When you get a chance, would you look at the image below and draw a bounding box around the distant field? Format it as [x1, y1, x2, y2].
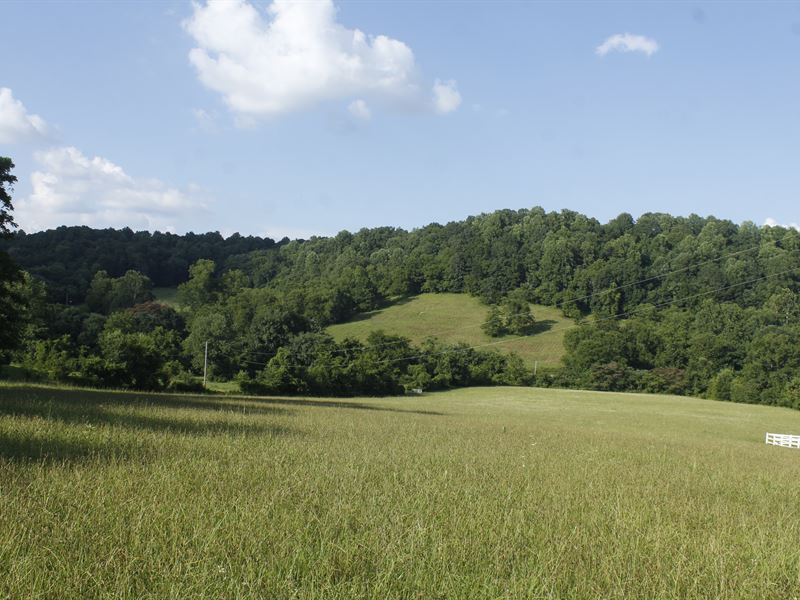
[328, 293, 571, 367]
[2, 383, 800, 597]
[152, 286, 179, 307]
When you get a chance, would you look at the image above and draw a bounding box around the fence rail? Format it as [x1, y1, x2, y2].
[765, 432, 800, 448]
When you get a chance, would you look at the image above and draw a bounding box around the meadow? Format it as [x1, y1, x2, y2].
[2, 383, 800, 598]
[328, 293, 571, 368]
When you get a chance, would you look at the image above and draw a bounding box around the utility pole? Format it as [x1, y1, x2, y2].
[203, 340, 209, 388]
[534, 360, 538, 377]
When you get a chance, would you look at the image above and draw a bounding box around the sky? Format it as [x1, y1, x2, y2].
[1, 0, 799, 239]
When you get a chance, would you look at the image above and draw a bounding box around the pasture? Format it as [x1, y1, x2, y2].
[1, 383, 800, 598]
[328, 293, 571, 368]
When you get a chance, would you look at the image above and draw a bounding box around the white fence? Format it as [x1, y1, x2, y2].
[765, 432, 800, 448]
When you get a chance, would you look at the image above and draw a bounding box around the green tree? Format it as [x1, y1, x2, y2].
[783, 377, 800, 410]
[0, 157, 17, 235]
[23, 335, 78, 381]
[86, 271, 113, 313]
[98, 328, 169, 389]
[178, 259, 217, 310]
[0, 157, 24, 361]
[482, 305, 506, 337]
[503, 291, 535, 335]
[708, 368, 735, 401]
[482, 291, 535, 338]
[109, 270, 154, 312]
[85, 270, 154, 314]
[183, 305, 237, 378]
[766, 288, 800, 325]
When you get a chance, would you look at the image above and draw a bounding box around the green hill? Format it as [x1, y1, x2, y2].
[327, 293, 572, 368]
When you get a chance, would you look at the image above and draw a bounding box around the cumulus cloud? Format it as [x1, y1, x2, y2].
[432, 79, 462, 114]
[596, 33, 659, 57]
[764, 218, 800, 231]
[347, 99, 371, 121]
[191, 107, 222, 132]
[183, 0, 460, 119]
[0, 87, 48, 143]
[15, 146, 205, 232]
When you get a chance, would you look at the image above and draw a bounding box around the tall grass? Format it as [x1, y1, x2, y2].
[1, 383, 800, 598]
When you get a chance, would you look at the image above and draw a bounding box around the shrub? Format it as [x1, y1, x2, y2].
[729, 376, 760, 404]
[642, 368, 689, 395]
[708, 368, 735, 401]
[588, 361, 635, 392]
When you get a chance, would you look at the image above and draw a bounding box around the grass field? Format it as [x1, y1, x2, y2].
[328, 293, 571, 368]
[152, 286, 180, 307]
[2, 383, 800, 598]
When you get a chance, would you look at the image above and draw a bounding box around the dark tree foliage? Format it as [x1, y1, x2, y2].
[0, 226, 283, 303]
[4, 205, 800, 405]
[0, 158, 24, 361]
[562, 295, 800, 406]
[238, 331, 529, 397]
[0, 157, 17, 236]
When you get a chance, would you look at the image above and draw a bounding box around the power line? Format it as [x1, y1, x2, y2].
[365, 268, 800, 368]
[233, 267, 798, 371]
[381, 267, 799, 367]
[237, 229, 800, 361]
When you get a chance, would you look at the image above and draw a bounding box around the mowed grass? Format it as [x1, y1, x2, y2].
[2, 384, 800, 598]
[328, 293, 571, 367]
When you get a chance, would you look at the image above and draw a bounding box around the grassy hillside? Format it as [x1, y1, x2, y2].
[2, 383, 800, 597]
[152, 286, 180, 307]
[328, 293, 571, 368]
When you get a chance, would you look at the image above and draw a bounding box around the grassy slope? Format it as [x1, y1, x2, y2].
[2, 383, 800, 598]
[328, 293, 571, 368]
[152, 286, 179, 307]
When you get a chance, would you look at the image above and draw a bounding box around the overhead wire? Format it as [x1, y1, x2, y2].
[229, 230, 800, 365]
[234, 266, 798, 371]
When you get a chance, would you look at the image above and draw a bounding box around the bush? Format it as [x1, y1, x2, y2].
[0, 364, 44, 382]
[708, 368, 735, 401]
[729, 376, 760, 404]
[783, 377, 800, 410]
[588, 361, 635, 392]
[641, 368, 689, 395]
[22, 336, 77, 382]
[167, 370, 205, 393]
[236, 371, 271, 396]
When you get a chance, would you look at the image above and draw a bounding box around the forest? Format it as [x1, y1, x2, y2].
[1, 158, 799, 406]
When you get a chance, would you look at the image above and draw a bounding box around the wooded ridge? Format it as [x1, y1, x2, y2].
[2, 207, 799, 406]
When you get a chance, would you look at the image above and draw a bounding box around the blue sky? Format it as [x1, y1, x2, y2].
[1, 1, 798, 238]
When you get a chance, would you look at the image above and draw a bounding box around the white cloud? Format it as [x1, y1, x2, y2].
[192, 107, 213, 123]
[15, 146, 205, 232]
[183, 0, 460, 120]
[191, 107, 221, 132]
[764, 218, 800, 231]
[0, 87, 48, 144]
[596, 33, 659, 57]
[432, 79, 462, 114]
[347, 99, 371, 121]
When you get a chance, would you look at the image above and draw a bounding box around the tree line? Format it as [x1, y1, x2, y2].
[0, 224, 283, 303]
[2, 156, 799, 404]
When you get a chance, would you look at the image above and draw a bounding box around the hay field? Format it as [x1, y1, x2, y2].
[1, 384, 799, 598]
